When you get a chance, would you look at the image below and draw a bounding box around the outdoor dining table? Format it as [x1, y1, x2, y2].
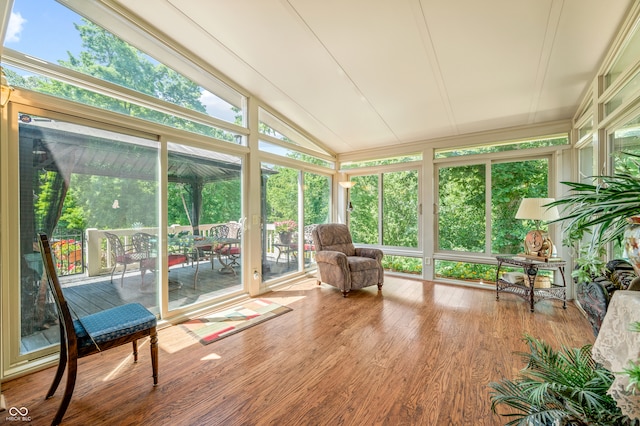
[168, 235, 241, 287]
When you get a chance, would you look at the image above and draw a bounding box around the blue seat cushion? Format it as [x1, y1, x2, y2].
[74, 302, 156, 349]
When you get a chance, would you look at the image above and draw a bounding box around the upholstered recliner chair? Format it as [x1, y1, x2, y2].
[312, 223, 384, 297]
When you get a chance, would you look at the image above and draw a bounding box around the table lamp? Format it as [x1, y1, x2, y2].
[515, 197, 560, 261]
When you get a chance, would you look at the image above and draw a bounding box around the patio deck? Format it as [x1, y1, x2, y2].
[20, 256, 306, 353]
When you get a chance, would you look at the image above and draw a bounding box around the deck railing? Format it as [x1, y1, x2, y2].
[54, 223, 303, 278]
[50, 230, 85, 276]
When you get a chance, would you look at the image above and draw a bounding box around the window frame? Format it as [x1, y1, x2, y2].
[344, 161, 423, 256]
[432, 145, 562, 275]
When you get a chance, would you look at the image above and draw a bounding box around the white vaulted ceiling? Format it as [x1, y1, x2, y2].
[106, 0, 633, 154]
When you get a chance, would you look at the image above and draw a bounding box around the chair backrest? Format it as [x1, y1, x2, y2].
[304, 224, 318, 244]
[227, 222, 241, 239]
[38, 233, 77, 350]
[104, 232, 126, 258]
[132, 232, 155, 257]
[312, 223, 355, 256]
[210, 224, 230, 239]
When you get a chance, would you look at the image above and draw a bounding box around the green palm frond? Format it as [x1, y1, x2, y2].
[488, 334, 629, 425]
[549, 154, 640, 250]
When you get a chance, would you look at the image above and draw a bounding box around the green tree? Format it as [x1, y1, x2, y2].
[438, 164, 486, 252]
[350, 175, 379, 244]
[19, 20, 245, 234]
[264, 166, 298, 224]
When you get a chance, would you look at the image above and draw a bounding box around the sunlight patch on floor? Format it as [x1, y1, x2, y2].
[200, 353, 222, 361]
[103, 345, 142, 382]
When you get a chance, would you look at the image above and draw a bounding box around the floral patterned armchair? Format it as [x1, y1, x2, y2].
[312, 223, 384, 297]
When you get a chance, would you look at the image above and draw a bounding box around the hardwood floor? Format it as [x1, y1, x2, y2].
[3, 276, 594, 425]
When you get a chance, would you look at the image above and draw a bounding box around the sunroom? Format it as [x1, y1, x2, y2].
[1, 0, 640, 399]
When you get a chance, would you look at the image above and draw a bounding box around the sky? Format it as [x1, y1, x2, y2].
[4, 0, 237, 123]
[5, 0, 83, 64]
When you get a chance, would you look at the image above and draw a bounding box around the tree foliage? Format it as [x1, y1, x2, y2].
[438, 159, 549, 254]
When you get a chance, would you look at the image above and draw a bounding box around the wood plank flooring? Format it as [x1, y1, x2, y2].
[2, 276, 594, 425]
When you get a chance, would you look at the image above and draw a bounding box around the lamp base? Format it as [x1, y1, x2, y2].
[523, 230, 553, 261]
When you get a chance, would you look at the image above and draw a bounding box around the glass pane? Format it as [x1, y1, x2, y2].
[166, 143, 243, 310]
[611, 113, 640, 173]
[435, 135, 568, 158]
[437, 164, 486, 252]
[262, 163, 300, 281]
[604, 70, 640, 117]
[491, 160, 549, 254]
[578, 118, 593, 140]
[579, 143, 595, 183]
[303, 172, 331, 268]
[259, 108, 330, 156]
[350, 175, 379, 244]
[435, 260, 512, 285]
[258, 140, 334, 169]
[382, 255, 423, 275]
[382, 170, 419, 248]
[4, 64, 243, 143]
[610, 112, 640, 257]
[341, 154, 422, 169]
[19, 113, 159, 354]
[605, 22, 640, 89]
[4, 0, 245, 126]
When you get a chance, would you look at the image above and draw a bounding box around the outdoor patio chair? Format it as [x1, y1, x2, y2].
[219, 227, 241, 268]
[104, 232, 147, 288]
[38, 233, 158, 426]
[132, 232, 157, 286]
[303, 224, 318, 261]
[133, 231, 188, 289]
[203, 224, 230, 269]
[312, 223, 384, 297]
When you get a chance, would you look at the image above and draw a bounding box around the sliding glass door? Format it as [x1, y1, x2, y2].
[18, 111, 160, 355]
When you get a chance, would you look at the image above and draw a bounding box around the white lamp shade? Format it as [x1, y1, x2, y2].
[339, 181, 356, 189]
[515, 198, 559, 222]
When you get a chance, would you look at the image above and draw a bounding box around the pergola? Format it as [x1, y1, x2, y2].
[18, 118, 273, 260]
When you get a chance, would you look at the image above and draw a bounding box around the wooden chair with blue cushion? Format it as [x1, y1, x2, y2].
[38, 233, 158, 426]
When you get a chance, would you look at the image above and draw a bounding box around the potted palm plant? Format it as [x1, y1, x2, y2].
[549, 152, 640, 269]
[487, 154, 640, 424]
[488, 334, 631, 425]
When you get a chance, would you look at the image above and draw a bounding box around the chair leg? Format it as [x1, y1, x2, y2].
[132, 340, 138, 363]
[46, 324, 68, 399]
[51, 353, 78, 426]
[109, 265, 116, 283]
[150, 329, 159, 386]
[120, 263, 127, 287]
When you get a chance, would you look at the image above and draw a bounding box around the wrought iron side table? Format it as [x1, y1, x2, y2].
[495, 255, 567, 312]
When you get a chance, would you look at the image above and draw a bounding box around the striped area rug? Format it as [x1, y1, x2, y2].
[180, 299, 292, 345]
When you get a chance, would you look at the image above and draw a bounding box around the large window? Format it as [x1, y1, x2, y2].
[349, 170, 419, 249]
[436, 156, 551, 283]
[3, 0, 246, 133]
[438, 164, 486, 252]
[166, 142, 243, 310]
[261, 164, 331, 282]
[437, 159, 549, 255]
[609, 111, 640, 257]
[18, 112, 160, 355]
